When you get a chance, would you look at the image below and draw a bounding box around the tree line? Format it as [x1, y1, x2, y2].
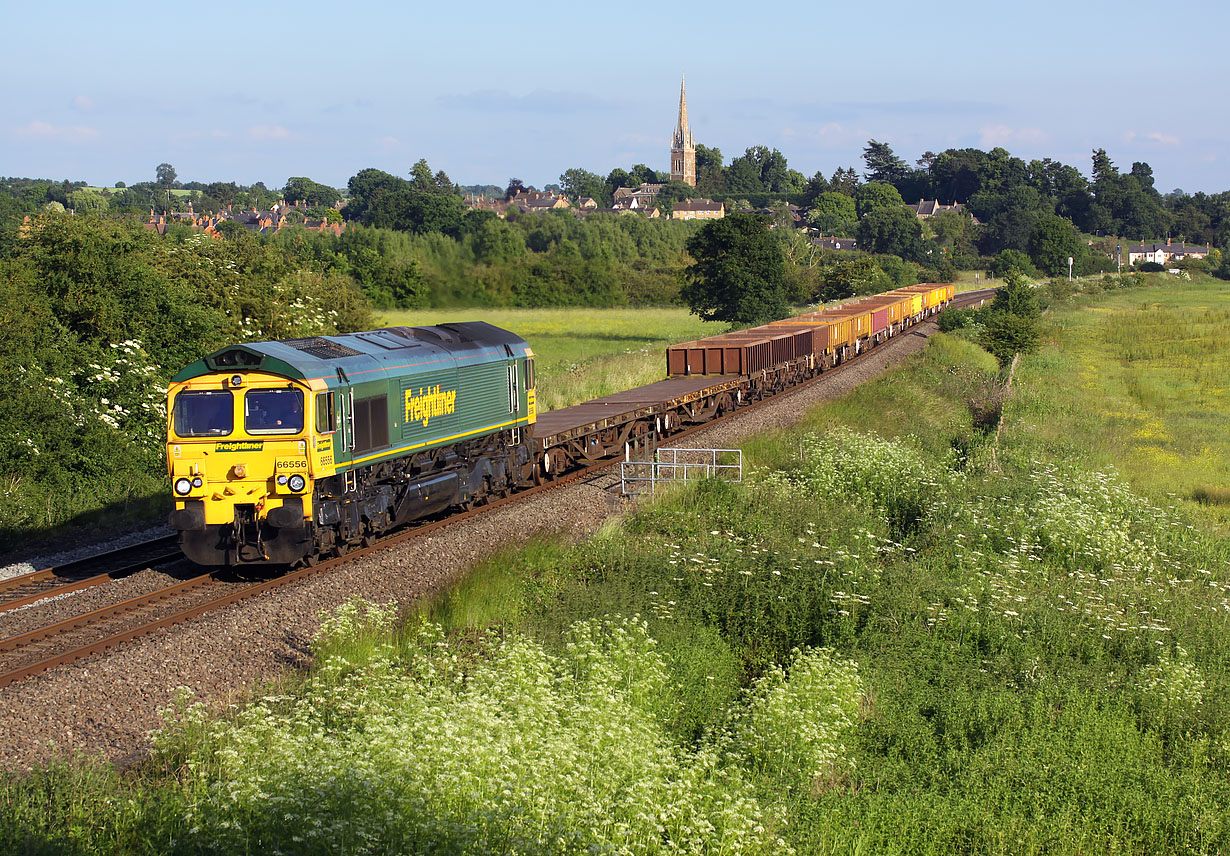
[4, 138, 1230, 318]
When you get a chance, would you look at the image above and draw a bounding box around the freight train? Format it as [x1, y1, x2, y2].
[166, 284, 954, 567]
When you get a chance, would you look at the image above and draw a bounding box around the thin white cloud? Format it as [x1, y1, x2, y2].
[812, 122, 869, 148]
[617, 132, 655, 146]
[439, 89, 616, 114]
[72, 95, 95, 112]
[1145, 131, 1180, 146]
[979, 124, 1048, 148]
[248, 124, 293, 140]
[14, 120, 100, 142]
[1124, 129, 1181, 147]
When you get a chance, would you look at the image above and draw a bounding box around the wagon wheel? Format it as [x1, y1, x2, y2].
[540, 448, 568, 481]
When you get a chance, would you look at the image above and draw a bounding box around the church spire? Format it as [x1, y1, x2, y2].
[670, 74, 696, 186]
[674, 74, 694, 150]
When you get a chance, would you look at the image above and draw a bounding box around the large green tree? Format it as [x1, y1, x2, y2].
[345, 166, 463, 235]
[695, 144, 725, 194]
[725, 146, 803, 195]
[857, 205, 924, 260]
[979, 271, 1041, 367]
[862, 139, 909, 185]
[829, 167, 860, 196]
[680, 212, 788, 327]
[282, 176, 341, 207]
[155, 162, 177, 189]
[559, 168, 609, 205]
[805, 192, 857, 236]
[854, 182, 904, 218]
[1029, 213, 1083, 276]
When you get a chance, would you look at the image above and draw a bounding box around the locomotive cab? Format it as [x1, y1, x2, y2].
[167, 370, 324, 566]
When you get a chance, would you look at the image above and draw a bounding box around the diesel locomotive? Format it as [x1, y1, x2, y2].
[166, 322, 537, 566]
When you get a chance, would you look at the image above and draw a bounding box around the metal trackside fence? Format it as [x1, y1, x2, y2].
[621, 447, 743, 497]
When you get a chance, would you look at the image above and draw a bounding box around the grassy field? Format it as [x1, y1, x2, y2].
[82, 186, 194, 197]
[1008, 277, 1230, 526]
[7, 275, 1230, 854]
[381, 307, 722, 411]
[951, 268, 991, 290]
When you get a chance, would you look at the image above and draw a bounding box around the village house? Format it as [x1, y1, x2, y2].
[1126, 239, 1211, 266]
[906, 199, 979, 224]
[142, 204, 344, 238]
[612, 183, 664, 209]
[522, 195, 571, 212]
[575, 206, 661, 220]
[812, 236, 858, 251]
[467, 189, 573, 218]
[671, 198, 724, 221]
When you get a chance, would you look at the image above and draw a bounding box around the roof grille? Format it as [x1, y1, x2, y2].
[281, 337, 364, 360]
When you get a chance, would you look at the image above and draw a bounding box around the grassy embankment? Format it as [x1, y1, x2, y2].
[5, 275, 1230, 854]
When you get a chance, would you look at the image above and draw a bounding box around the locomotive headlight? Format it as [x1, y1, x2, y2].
[230, 375, 243, 387]
[174, 477, 193, 496]
[287, 474, 307, 493]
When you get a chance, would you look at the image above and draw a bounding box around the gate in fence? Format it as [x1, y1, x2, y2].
[620, 447, 743, 497]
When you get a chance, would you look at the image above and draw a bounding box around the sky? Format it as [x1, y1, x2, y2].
[6, 0, 1228, 196]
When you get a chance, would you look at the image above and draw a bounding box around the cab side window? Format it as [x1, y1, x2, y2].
[315, 392, 336, 434]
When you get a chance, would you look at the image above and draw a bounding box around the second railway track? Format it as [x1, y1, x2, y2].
[0, 535, 184, 612]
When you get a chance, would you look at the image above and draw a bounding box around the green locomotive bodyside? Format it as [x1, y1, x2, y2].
[171, 322, 537, 474]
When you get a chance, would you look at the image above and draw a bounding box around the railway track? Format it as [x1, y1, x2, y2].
[0, 290, 995, 691]
[0, 535, 184, 612]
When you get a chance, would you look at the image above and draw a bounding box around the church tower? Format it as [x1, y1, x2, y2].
[670, 75, 696, 187]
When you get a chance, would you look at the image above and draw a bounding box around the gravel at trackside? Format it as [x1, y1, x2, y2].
[0, 320, 941, 774]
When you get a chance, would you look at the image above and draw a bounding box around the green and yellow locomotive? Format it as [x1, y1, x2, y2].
[166, 323, 536, 566]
